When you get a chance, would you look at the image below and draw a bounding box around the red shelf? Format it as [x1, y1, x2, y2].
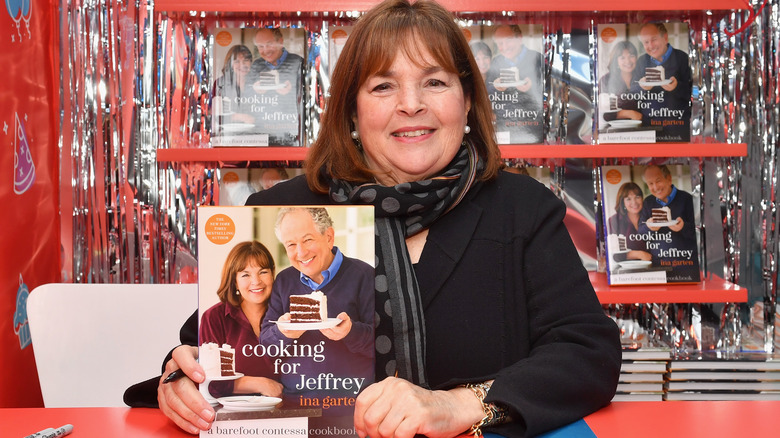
[591, 271, 747, 304]
[501, 143, 747, 159]
[156, 143, 746, 163]
[155, 0, 748, 12]
[156, 147, 308, 162]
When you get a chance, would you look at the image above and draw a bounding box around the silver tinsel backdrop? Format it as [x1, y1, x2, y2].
[59, 1, 778, 354]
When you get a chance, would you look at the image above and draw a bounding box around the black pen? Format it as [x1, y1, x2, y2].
[163, 369, 186, 384]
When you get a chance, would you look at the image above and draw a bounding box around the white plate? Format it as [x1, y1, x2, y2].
[217, 395, 282, 411]
[639, 79, 672, 87]
[270, 317, 342, 331]
[220, 123, 254, 133]
[608, 119, 643, 129]
[646, 219, 679, 227]
[618, 260, 652, 269]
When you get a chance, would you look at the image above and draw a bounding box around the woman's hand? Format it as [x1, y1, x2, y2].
[157, 345, 215, 434]
[354, 377, 484, 438]
[627, 250, 653, 261]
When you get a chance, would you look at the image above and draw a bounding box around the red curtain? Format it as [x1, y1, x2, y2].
[0, 0, 60, 407]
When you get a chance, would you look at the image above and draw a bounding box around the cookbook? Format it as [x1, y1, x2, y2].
[211, 27, 306, 146]
[468, 24, 544, 144]
[596, 22, 691, 143]
[197, 205, 375, 437]
[600, 164, 701, 284]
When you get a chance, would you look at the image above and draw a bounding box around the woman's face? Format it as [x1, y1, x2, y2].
[622, 191, 643, 215]
[235, 261, 273, 306]
[353, 47, 471, 186]
[231, 53, 252, 80]
[616, 49, 637, 74]
[474, 51, 491, 75]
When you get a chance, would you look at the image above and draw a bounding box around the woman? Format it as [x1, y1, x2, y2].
[608, 182, 652, 261]
[199, 240, 283, 398]
[158, 1, 621, 436]
[213, 44, 255, 125]
[469, 41, 492, 78]
[600, 40, 642, 122]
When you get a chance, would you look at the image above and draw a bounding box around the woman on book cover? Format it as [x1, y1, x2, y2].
[608, 182, 652, 262]
[469, 41, 492, 80]
[157, 1, 621, 436]
[599, 40, 643, 123]
[213, 44, 255, 127]
[199, 240, 283, 399]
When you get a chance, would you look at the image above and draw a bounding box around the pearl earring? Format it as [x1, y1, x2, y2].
[351, 130, 363, 151]
[235, 290, 240, 295]
[464, 125, 471, 134]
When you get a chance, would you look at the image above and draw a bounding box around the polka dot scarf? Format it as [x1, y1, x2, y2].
[329, 142, 483, 386]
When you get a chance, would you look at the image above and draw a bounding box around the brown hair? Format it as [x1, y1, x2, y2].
[614, 182, 644, 215]
[217, 241, 276, 307]
[222, 44, 253, 76]
[305, 0, 501, 193]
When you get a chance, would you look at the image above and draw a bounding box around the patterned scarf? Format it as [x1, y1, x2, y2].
[329, 142, 483, 386]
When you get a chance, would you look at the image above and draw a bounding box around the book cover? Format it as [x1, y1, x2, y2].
[616, 382, 665, 392]
[619, 372, 666, 383]
[596, 22, 691, 143]
[665, 391, 780, 401]
[211, 27, 306, 146]
[668, 371, 780, 381]
[612, 393, 664, 401]
[468, 24, 544, 144]
[621, 347, 673, 361]
[197, 205, 375, 437]
[666, 381, 780, 391]
[600, 164, 701, 285]
[669, 354, 780, 372]
[620, 360, 669, 374]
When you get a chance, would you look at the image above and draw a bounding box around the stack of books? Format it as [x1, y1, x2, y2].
[613, 347, 671, 401]
[666, 352, 780, 400]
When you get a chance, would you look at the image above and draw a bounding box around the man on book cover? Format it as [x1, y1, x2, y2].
[260, 207, 374, 416]
[244, 28, 304, 146]
[483, 24, 543, 144]
[637, 165, 700, 282]
[634, 22, 691, 142]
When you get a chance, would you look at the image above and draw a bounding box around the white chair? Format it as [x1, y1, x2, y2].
[27, 283, 197, 407]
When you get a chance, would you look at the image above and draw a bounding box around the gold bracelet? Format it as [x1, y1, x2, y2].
[462, 382, 509, 436]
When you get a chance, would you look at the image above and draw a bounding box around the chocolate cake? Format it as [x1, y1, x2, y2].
[200, 342, 235, 378]
[645, 66, 665, 82]
[290, 291, 328, 323]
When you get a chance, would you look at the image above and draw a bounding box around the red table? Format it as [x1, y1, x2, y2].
[1, 407, 188, 438]
[584, 401, 780, 437]
[2, 401, 779, 437]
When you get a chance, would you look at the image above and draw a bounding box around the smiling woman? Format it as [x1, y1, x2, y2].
[198, 241, 284, 399]
[157, 1, 621, 436]
[353, 52, 471, 185]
